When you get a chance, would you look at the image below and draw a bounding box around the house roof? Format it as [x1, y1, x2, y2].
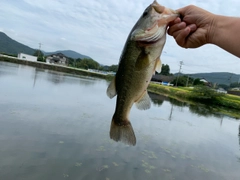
[52, 57, 60, 61]
[200, 78, 208, 83]
[47, 53, 67, 59]
[151, 74, 175, 82]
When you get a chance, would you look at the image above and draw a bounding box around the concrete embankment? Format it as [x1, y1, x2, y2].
[0, 56, 111, 80]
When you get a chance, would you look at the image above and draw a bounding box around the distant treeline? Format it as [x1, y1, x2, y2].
[3, 50, 239, 89]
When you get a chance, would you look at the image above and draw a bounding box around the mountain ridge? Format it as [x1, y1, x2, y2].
[1, 31, 239, 85]
[44, 50, 91, 59]
[0, 32, 91, 59]
[175, 72, 240, 85]
[0, 32, 35, 55]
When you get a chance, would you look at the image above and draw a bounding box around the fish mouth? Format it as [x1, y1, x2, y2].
[131, 4, 179, 44]
[131, 24, 165, 44]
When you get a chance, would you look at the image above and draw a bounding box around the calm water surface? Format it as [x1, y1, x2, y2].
[0, 61, 240, 180]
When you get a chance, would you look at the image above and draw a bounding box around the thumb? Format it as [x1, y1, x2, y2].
[175, 6, 188, 17]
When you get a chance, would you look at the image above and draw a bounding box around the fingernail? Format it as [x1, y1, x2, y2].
[185, 27, 191, 32]
[188, 24, 197, 31]
[178, 22, 186, 28]
[174, 17, 181, 23]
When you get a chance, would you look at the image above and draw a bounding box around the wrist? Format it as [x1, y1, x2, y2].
[206, 14, 218, 45]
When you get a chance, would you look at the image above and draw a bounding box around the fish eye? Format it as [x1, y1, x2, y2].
[142, 11, 148, 17]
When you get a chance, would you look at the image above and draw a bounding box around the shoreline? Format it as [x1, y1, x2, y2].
[148, 83, 240, 119]
[0, 56, 112, 80]
[1, 56, 239, 119]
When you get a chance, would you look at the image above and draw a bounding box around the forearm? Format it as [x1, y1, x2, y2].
[209, 15, 240, 57]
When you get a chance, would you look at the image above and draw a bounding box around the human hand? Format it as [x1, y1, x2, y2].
[167, 5, 215, 48]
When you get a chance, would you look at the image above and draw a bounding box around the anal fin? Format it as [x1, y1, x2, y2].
[106, 77, 117, 98]
[135, 91, 151, 110]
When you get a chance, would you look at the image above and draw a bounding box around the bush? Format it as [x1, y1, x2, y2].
[217, 97, 240, 110]
[189, 85, 225, 104]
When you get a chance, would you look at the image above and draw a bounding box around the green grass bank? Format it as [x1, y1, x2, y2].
[148, 83, 240, 119]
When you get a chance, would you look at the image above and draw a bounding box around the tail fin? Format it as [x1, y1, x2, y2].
[110, 119, 136, 146]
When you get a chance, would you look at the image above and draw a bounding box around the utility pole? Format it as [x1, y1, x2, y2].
[176, 61, 183, 87]
[38, 43, 42, 59]
[238, 76, 240, 85]
[228, 74, 232, 85]
[186, 75, 189, 87]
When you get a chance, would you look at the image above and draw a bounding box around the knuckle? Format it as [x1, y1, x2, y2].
[187, 5, 195, 9]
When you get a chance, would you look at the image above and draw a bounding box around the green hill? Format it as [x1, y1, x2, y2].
[0, 32, 35, 55]
[44, 50, 91, 59]
[0, 32, 92, 59]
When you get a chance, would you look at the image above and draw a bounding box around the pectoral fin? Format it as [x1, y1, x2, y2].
[135, 52, 150, 71]
[135, 91, 151, 110]
[155, 57, 162, 73]
[107, 77, 117, 98]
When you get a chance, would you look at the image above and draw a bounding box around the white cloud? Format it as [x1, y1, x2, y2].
[0, 0, 239, 73]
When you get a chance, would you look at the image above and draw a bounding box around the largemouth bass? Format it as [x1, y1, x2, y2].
[107, 0, 179, 145]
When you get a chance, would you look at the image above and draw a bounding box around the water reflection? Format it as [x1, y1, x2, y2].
[1, 62, 240, 180]
[239, 124, 240, 150]
[149, 92, 165, 106]
[189, 105, 223, 118]
[31, 67, 97, 87]
[149, 91, 235, 120]
[32, 68, 43, 87]
[46, 70, 66, 84]
[0, 61, 19, 76]
[110, 92, 238, 145]
[239, 124, 240, 135]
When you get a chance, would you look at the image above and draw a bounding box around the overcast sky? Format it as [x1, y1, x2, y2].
[0, 0, 239, 74]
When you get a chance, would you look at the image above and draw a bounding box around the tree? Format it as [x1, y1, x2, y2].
[217, 84, 229, 90]
[108, 65, 118, 72]
[67, 58, 81, 67]
[230, 82, 240, 88]
[75, 58, 99, 70]
[156, 64, 170, 75]
[98, 65, 108, 71]
[160, 64, 170, 75]
[98, 64, 118, 72]
[67, 57, 75, 67]
[193, 78, 205, 86]
[172, 75, 194, 86]
[33, 50, 45, 62]
[189, 85, 225, 104]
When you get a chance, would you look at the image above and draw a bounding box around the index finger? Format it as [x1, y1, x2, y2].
[168, 17, 181, 26]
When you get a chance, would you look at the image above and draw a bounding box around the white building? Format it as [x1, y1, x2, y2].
[216, 88, 227, 94]
[18, 53, 37, 61]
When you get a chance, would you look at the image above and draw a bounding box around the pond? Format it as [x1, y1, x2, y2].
[0, 61, 239, 180]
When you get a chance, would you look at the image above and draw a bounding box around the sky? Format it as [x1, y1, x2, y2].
[0, 0, 239, 74]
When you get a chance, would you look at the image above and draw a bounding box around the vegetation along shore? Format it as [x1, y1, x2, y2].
[0, 55, 112, 80]
[1, 55, 240, 119]
[148, 83, 240, 119]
